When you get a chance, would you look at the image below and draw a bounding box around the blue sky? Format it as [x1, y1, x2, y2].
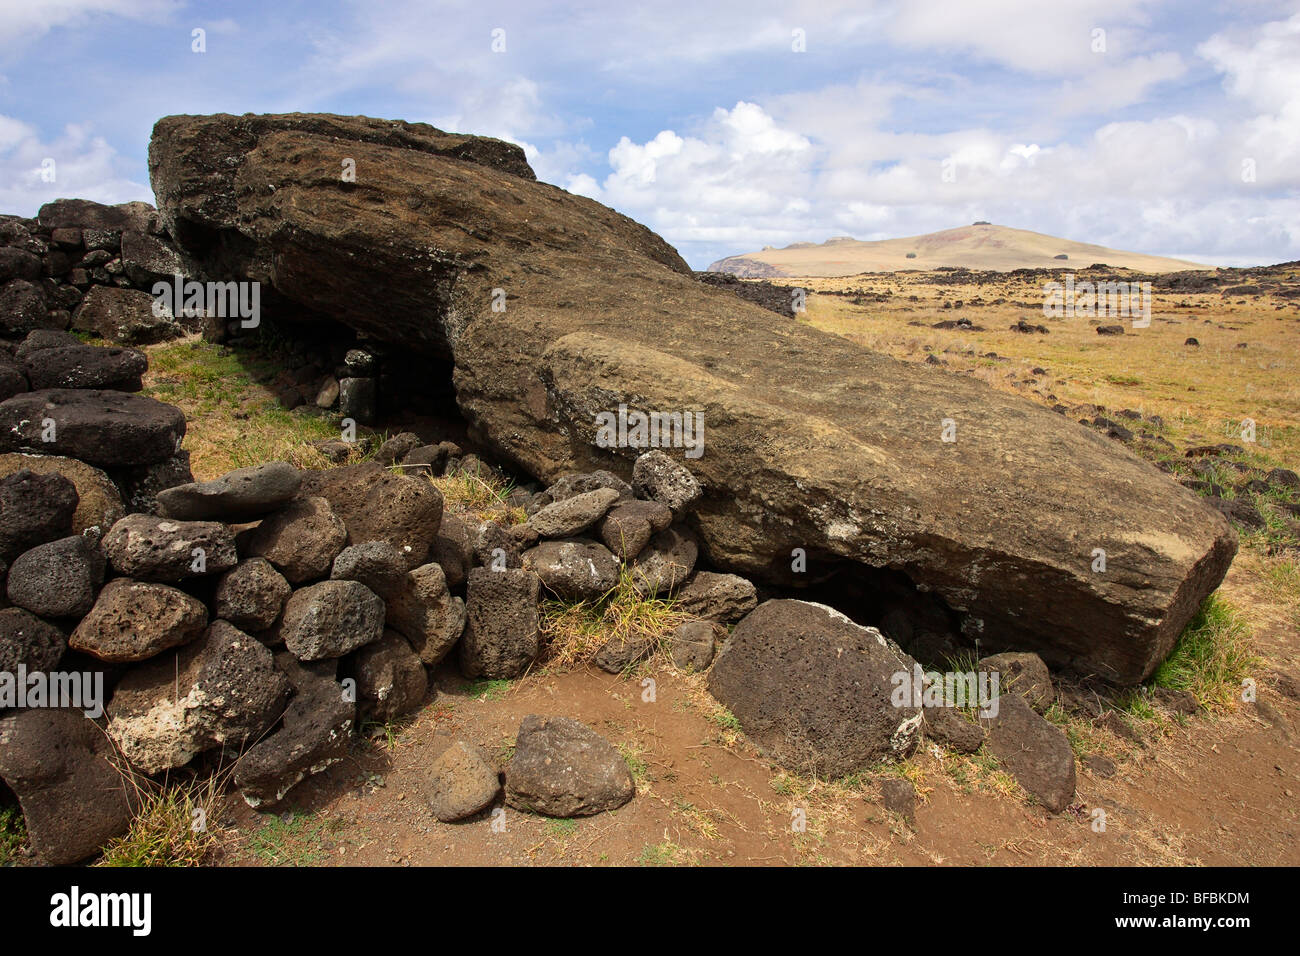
[2, 0, 1298, 268]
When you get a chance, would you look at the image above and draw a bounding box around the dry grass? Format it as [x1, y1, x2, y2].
[429, 470, 526, 525]
[97, 771, 226, 867]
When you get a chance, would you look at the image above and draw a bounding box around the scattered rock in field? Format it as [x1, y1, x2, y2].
[70, 578, 207, 662]
[979, 692, 1076, 812]
[0, 606, 66, 673]
[1082, 754, 1117, 778]
[384, 562, 466, 665]
[978, 651, 1054, 712]
[879, 777, 917, 826]
[1267, 467, 1300, 491]
[102, 513, 237, 581]
[522, 538, 620, 601]
[280, 579, 385, 661]
[676, 571, 757, 624]
[213, 557, 291, 632]
[669, 619, 718, 670]
[707, 600, 922, 776]
[424, 740, 501, 822]
[5, 534, 104, 618]
[376, 432, 422, 466]
[1096, 324, 1125, 335]
[244, 496, 347, 584]
[0, 708, 135, 864]
[107, 620, 291, 774]
[1205, 495, 1265, 530]
[458, 567, 541, 679]
[354, 629, 428, 721]
[156, 460, 301, 521]
[0, 388, 185, 467]
[922, 706, 984, 754]
[527, 487, 620, 538]
[505, 715, 634, 817]
[632, 450, 702, 513]
[629, 525, 697, 596]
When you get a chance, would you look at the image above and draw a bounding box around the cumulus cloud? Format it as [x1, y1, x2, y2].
[0, 117, 150, 215]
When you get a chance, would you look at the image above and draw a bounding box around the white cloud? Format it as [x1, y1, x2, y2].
[0, 117, 150, 216]
[0, 0, 179, 51]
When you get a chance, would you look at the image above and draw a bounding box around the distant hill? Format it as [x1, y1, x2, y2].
[708, 223, 1212, 276]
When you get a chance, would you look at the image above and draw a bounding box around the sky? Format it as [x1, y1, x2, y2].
[1, 0, 1298, 269]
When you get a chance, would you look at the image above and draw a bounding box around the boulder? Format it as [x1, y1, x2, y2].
[280, 579, 385, 661]
[0, 357, 27, 402]
[0, 607, 66, 674]
[592, 634, 655, 674]
[14, 329, 82, 361]
[353, 629, 428, 721]
[0, 468, 78, 561]
[5, 535, 105, 619]
[675, 571, 757, 624]
[70, 285, 183, 344]
[922, 705, 985, 754]
[156, 461, 301, 521]
[505, 715, 634, 817]
[978, 651, 1054, 712]
[70, 578, 207, 662]
[534, 471, 634, 511]
[102, 513, 237, 582]
[106, 621, 291, 774]
[22, 344, 146, 391]
[213, 557, 291, 631]
[0, 708, 134, 864]
[707, 600, 923, 776]
[526, 487, 619, 539]
[424, 740, 501, 822]
[120, 229, 183, 285]
[632, 450, 702, 513]
[38, 198, 159, 234]
[0, 279, 48, 337]
[244, 495, 347, 584]
[384, 563, 466, 665]
[330, 540, 408, 599]
[151, 111, 1236, 685]
[115, 450, 194, 514]
[430, 513, 471, 590]
[298, 463, 442, 569]
[0, 389, 186, 467]
[521, 538, 620, 601]
[979, 692, 1077, 812]
[234, 653, 353, 808]
[669, 619, 718, 670]
[596, 498, 672, 561]
[375, 431, 422, 466]
[629, 525, 697, 596]
[458, 567, 540, 679]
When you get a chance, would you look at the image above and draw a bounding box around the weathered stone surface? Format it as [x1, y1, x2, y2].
[117, 450, 196, 515]
[70, 578, 207, 662]
[670, 619, 718, 670]
[978, 651, 1054, 713]
[922, 704, 985, 753]
[38, 198, 159, 233]
[526, 487, 620, 539]
[629, 525, 697, 596]
[354, 629, 428, 721]
[676, 571, 757, 625]
[120, 229, 183, 284]
[234, 652, 353, 808]
[385, 562, 466, 665]
[522, 538, 619, 602]
[0, 708, 134, 864]
[107, 621, 291, 774]
[214, 557, 291, 631]
[244, 495, 347, 584]
[708, 600, 923, 776]
[505, 715, 634, 817]
[0, 389, 186, 467]
[298, 463, 442, 569]
[0, 607, 66, 674]
[157, 461, 301, 521]
[6, 535, 104, 618]
[330, 540, 408, 598]
[22, 344, 147, 391]
[592, 634, 654, 674]
[597, 498, 671, 561]
[459, 567, 540, 679]
[0, 468, 77, 561]
[431, 513, 471, 590]
[71, 285, 183, 344]
[102, 512, 236, 582]
[0, 279, 48, 337]
[979, 692, 1077, 812]
[632, 450, 702, 513]
[152, 111, 1236, 684]
[533, 471, 634, 511]
[280, 579, 385, 661]
[424, 740, 500, 822]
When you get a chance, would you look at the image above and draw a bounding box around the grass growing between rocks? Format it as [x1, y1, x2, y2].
[1148, 593, 1257, 712]
[97, 775, 224, 867]
[0, 803, 27, 866]
[430, 470, 526, 525]
[538, 568, 691, 671]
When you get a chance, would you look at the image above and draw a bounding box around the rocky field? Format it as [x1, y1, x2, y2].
[0, 113, 1296, 868]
